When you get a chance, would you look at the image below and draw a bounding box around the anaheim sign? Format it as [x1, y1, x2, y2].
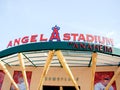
[7, 25, 113, 53]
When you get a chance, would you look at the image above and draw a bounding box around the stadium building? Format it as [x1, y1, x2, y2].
[0, 26, 120, 90]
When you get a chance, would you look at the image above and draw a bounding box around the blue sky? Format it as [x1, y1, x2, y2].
[0, 0, 120, 50]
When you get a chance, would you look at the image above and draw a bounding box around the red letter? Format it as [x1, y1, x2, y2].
[107, 47, 112, 53]
[7, 41, 12, 48]
[105, 37, 114, 46]
[86, 34, 94, 43]
[71, 33, 78, 41]
[30, 35, 38, 42]
[14, 38, 21, 46]
[78, 34, 85, 41]
[80, 43, 86, 49]
[94, 35, 97, 43]
[94, 45, 100, 51]
[49, 29, 60, 41]
[99, 45, 103, 52]
[21, 36, 29, 43]
[40, 34, 47, 41]
[98, 36, 105, 45]
[110, 39, 114, 46]
[73, 43, 78, 48]
[87, 44, 92, 50]
[63, 33, 70, 41]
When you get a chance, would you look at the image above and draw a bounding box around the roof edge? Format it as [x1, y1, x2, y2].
[0, 42, 119, 58]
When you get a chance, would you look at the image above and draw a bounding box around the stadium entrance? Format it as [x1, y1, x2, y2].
[43, 86, 78, 90]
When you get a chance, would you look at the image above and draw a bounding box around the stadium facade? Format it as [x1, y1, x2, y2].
[0, 26, 120, 90]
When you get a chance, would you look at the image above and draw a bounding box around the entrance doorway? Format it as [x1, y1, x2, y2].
[43, 86, 59, 90]
[43, 86, 80, 90]
[63, 86, 76, 90]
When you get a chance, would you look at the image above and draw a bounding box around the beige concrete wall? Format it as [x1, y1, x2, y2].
[1, 66, 120, 90]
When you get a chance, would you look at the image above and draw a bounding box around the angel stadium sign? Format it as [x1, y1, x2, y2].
[6, 25, 113, 54]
